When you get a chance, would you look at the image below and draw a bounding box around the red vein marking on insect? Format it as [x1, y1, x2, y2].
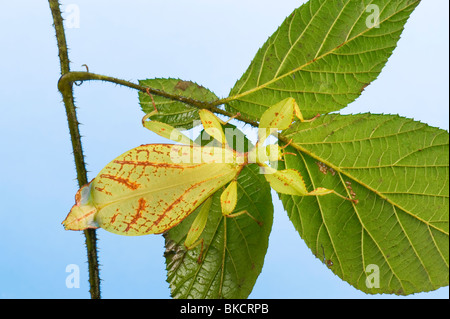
[75, 190, 82, 203]
[150, 178, 220, 230]
[95, 186, 112, 196]
[148, 148, 166, 155]
[63, 205, 96, 228]
[124, 198, 148, 232]
[100, 174, 141, 190]
[110, 212, 119, 224]
[113, 160, 204, 170]
[136, 148, 151, 158]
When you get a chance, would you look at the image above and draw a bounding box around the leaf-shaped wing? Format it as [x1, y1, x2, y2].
[279, 113, 449, 295]
[227, 0, 420, 120]
[63, 144, 243, 236]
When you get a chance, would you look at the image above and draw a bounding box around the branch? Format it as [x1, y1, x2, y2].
[48, 0, 101, 299]
[58, 71, 260, 128]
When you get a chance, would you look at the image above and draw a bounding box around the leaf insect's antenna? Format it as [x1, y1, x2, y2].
[301, 113, 321, 123]
[146, 88, 157, 113]
[142, 88, 159, 124]
[224, 112, 241, 125]
[279, 139, 297, 157]
[280, 138, 293, 149]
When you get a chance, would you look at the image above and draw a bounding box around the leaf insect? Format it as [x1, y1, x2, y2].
[63, 97, 356, 261]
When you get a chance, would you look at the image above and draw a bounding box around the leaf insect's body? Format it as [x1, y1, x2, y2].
[63, 97, 355, 255]
[63, 143, 246, 236]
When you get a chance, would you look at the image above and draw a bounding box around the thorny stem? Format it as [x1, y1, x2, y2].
[59, 71, 299, 158]
[48, 0, 101, 299]
[58, 71, 260, 128]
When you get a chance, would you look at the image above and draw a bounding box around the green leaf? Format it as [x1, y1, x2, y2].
[164, 164, 273, 299]
[279, 113, 449, 295]
[139, 78, 218, 129]
[163, 124, 273, 299]
[226, 0, 421, 120]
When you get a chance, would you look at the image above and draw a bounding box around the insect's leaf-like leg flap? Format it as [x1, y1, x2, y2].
[184, 197, 213, 263]
[142, 119, 194, 145]
[199, 109, 227, 145]
[63, 182, 99, 230]
[220, 181, 262, 226]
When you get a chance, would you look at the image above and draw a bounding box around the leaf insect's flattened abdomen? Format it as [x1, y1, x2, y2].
[65, 144, 244, 236]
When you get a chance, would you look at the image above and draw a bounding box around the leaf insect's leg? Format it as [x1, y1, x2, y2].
[141, 89, 194, 145]
[142, 118, 195, 145]
[223, 112, 241, 125]
[184, 197, 213, 264]
[257, 97, 320, 146]
[278, 139, 297, 159]
[308, 187, 358, 203]
[198, 110, 242, 147]
[140, 88, 158, 122]
[224, 209, 263, 227]
[198, 109, 227, 146]
[280, 139, 293, 150]
[220, 181, 263, 226]
[145, 88, 158, 116]
[292, 100, 321, 123]
[263, 167, 358, 204]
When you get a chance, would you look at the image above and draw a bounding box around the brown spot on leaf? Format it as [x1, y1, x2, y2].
[316, 162, 335, 175]
[174, 80, 192, 91]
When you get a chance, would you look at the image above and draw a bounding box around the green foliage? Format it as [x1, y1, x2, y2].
[226, 0, 421, 120]
[155, 0, 447, 298]
[164, 164, 274, 298]
[139, 78, 218, 128]
[279, 113, 449, 294]
[164, 125, 274, 298]
[59, 0, 448, 299]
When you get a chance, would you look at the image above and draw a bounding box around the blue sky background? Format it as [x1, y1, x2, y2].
[0, 0, 448, 299]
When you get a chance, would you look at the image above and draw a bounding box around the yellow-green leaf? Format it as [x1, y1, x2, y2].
[226, 0, 421, 120]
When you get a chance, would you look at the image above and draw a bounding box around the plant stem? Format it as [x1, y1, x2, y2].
[48, 0, 101, 299]
[58, 71, 260, 128]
